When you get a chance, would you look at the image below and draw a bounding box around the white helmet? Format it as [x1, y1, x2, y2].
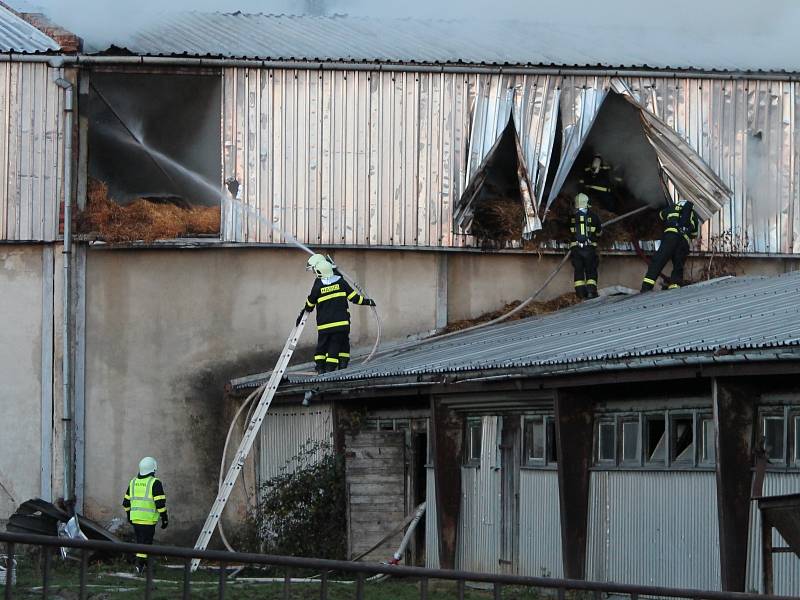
[306, 253, 333, 279]
[574, 193, 590, 211]
[138, 457, 157, 476]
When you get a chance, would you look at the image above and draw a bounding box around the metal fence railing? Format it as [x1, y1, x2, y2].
[1, 530, 794, 600]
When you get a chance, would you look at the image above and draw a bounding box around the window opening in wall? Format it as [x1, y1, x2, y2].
[645, 415, 667, 464]
[598, 421, 616, 462]
[671, 415, 694, 463]
[524, 416, 545, 462]
[546, 419, 558, 464]
[700, 417, 716, 464]
[621, 418, 640, 464]
[763, 416, 786, 463]
[794, 417, 800, 465]
[80, 72, 222, 243]
[466, 418, 482, 465]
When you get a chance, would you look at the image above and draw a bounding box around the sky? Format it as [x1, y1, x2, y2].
[10, 0, 800, 50]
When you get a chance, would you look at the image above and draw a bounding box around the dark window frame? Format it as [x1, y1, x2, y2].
[522, 414, 557, 469]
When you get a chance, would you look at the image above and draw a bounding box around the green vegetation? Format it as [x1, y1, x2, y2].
[9, 556, 549, 599]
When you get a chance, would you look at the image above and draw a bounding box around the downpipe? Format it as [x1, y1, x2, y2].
[54, 64, 75, 512]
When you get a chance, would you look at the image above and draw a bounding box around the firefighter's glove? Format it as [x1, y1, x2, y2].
[161, 515, 169, 530]
[364, 298, 376, 307]
[296, 309, 306, 327]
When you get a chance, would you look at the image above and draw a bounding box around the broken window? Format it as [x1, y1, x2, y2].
[645, 415, 667, 464]
[465, 418, 482, 465]
[621, 418, 641, 465]
[597, 420, 616, 463]
[763, 415, 786, 463]
[80, 71, 222, 243]
[671, 415, 695, 464]
[700, 418, 716, 465]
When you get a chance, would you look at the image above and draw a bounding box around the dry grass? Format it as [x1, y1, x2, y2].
[442, 292, 581, 333]
[77, 178, 220, 243]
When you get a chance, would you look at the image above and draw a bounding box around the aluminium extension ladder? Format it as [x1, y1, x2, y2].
[190, 313, 309, 571]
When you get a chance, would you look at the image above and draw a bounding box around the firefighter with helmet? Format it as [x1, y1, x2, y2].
[122, 456, 168, 573]
[641, 198, 700, 291]
[569, 193, 603, 300]
[298, 254, 376, 374]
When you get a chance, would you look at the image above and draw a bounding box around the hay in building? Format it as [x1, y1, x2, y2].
[469, 196, 526, 245]
[78, 178, 220, 243]
[531, 194, 663, 249]
[442, 292, 581, 333]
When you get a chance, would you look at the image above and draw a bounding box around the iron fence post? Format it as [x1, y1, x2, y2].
[493, 581, 502, 599]
[79, 549, 88, 600]
[218, 562, 227, 599]
[183, 558, 191, 600]
[320, 571, 328, 600]
[420, 576, 428, 600]
[41, 547, 51, 600]
[356, 572, 364, 600]
[145, 556, 154, 600]
[4, 542, 14, 600]
[283, 569, 290, 600]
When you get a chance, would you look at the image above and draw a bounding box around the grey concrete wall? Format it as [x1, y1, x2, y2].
[81, 247, 438, 543]
[0, 246, 44, 520]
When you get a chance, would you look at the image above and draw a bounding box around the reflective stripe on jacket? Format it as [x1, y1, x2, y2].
[128, 476, 159, 525]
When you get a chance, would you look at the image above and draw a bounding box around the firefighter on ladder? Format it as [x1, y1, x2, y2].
[122, 457, 168, 573]
[569, 193, 603, 300]
[298, 254, 376, 374]
[641, 199, 700, 292]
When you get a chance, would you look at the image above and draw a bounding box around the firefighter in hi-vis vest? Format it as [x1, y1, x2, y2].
[569, 193, 603, 299]
[122, 457, 168, 573]
[298, 254, 376, 374]
[641, 199, 700, 292]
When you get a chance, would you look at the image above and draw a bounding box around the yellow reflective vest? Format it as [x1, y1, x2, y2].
[128, 476, 160, 525]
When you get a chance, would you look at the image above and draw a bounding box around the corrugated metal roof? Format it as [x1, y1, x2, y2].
[0, 5, 59, 53]
[278, 271, 800, 388]
[95, 12, 800, 73]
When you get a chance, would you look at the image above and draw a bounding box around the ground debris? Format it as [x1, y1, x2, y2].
[442, 292, 581, 333]
[76, 178, 220, 243]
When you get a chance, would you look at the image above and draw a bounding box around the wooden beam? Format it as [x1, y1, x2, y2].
[554, 388, 595, 580]
[712, 377, 758, 592]
[431, 396, 464, 569]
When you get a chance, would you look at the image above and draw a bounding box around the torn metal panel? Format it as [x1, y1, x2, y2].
[515, 75, 560, 220]
[613, 78, 730, 221]
[544, 82, 608, 213]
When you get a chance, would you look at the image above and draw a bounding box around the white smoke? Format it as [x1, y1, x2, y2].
[8, 0, 800, 57]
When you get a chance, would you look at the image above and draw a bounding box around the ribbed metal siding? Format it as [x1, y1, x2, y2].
[0, 62, 63, 242]
[458, 416, 502, 572]
[746, 473, 800, 595]
[222, 67, 474, 247]
[223, 68, 800, 253]
[519, 469, 562, 577]
[626, 77, 799, 253]
[425, 466, 439, 569]
[587, 471, 720, 589]
[256, 403, 333, 485]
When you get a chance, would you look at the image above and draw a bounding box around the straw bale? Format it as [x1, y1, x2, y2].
[470, 197, 525, 244]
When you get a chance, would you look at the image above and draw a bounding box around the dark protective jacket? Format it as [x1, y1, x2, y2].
[659, 202, 700, 242]
[304, 275, 368, 332]
[579, 164, 622, 194]
[122, 473, 167, 524]
[569, 209, 602, 247]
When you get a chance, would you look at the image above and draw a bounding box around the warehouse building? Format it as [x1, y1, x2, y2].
[2, 7, 800, 559]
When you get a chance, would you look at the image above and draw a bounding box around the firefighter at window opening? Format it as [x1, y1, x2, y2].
[640, 199, 700, 292]
[298, 254, 376, 374]
[569, 193, 602, 300]
[579, 154, 622, 212]
[122, 456, 168, 574]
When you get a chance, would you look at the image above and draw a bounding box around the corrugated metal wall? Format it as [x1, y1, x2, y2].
[587, 471, 721, 589]
[223, 68, 800, 253]
[746, 473, 800, 595]
[425, 466, 439, 569]
[458, 416, 502, 572]
[518, 469, 563, 577]
[256, 403, 333, 484]
[0, 63, 64, 242]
